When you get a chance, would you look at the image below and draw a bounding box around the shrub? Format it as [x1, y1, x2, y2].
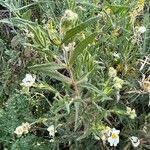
[0, 0, 150, 149]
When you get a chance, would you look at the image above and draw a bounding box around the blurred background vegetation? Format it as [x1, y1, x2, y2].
[0, 0, 150, 149]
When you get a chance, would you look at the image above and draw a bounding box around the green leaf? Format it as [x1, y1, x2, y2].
[37, 26, 47, 47]
[92, 101, 103, 112]
[0, 1, 37, 11]
[62, 16, 100, 43]
[28, 62, 66, 70]
[33, 82, 58, 93]
[28, 24, 47, 48]
[0, 17, 35, 27]
[65, 102, 71, 114]
[65, 101, 74, 114]
[29, 63, 71, 84]
[22, 9, 32, 20]
[109, 5, 128, 13]
[74, 101, 80, 131]
[0, 2, 6, 7]
[79, 82, 103, 95]
[45, 71, 71, 84]
[0, 18, 13, 26]
[69, 33, 97, 65]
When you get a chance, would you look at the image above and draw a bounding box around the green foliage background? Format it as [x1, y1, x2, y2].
[0, 0, 150, 149]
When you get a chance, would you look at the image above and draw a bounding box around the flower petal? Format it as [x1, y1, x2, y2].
[108, 137, 114, 146]
[114, 129, 120, 135]
[113, 137, 119, 146]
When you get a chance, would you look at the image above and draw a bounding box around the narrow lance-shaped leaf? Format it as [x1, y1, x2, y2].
[29, 62, 66, 70]
[29, 63, 71, 84]
[33, 82, 59, 94]
[78, 82, 103, 95]
[69, 33, 97, 65]
[74, 101, 80, 131]
[62, 16, 100, 43]
[27, 24, 46, 48]
[65, 100, 74, 114]
[0, 17, 35, 27]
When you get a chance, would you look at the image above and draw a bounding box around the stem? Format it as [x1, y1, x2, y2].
[68, 65, 80, 97]
[62, 44, 80, 97]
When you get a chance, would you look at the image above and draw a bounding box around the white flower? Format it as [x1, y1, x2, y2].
[47, 125, 57, 136]
[113, 52, 120, 59]
[14, 126, 24, 136]
[138, 26, 146, 33]
[113, 77, 124, 89]
[108, 128, 120, 146]
[126, 107, 137, 119]
[21, 122, 31, 134]
[21, 74, 36, 87]
[129, 136, 140, 147]
[108, 67, 117, 78]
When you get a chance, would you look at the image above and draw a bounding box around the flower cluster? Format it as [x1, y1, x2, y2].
[14, 122, 31, 137]
[108, 67, 117, 78]
[113, 76, 124, 90]
[126, 107, 137, 119]
[108, 67, 124, 90]
[100, 126, 111, 143]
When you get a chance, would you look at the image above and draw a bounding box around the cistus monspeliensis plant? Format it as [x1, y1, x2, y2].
[0, 0, 150, 149]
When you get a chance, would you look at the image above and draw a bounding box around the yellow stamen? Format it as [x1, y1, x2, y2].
[111, 133, 118, 139]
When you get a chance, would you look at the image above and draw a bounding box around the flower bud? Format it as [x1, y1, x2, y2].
[60, 10, 78, 33]
[21, 122, 31, 134]
[14, 126, 24, 137]
[108, 67, 117, 78]
[113, 77, 124, 90]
